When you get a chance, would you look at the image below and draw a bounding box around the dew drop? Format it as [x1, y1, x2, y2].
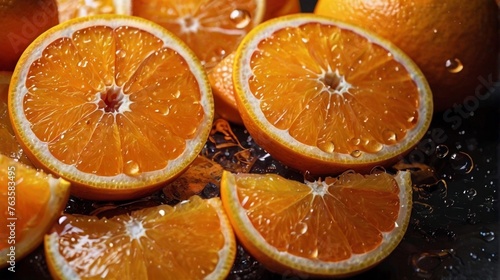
[116, 49, 127, 59]
[364, 140, 383, 153]
[449, 152, 474, 174]
[350, 150, 362, 158]
[435, 144, 449, 159]
[124, 160, 141, 176]
[230, 9, 251, 29]
[463, 188, 477, 200]
[480, 230, 495, 242]
[318, 141, 335, 153]
[382, 129, 397, 143]
[445, 58, 463, 73]
[350, 138, 361, 146]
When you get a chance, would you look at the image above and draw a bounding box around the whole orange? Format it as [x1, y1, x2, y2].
[315, 0, 498, 111]
[0, 0, 59, 71]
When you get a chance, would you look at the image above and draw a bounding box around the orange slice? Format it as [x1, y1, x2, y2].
[208, 52, 243, 125]
[132, 0, 265, 69]
[0, 154, 70, 269]
[56, 0, 132, 22]
[0, 72, 31, 165]
[233, 14, 433, 175]
[220, 170, 412, 277]
[44, 195, 236, 279]
[8, 15, 214, 200]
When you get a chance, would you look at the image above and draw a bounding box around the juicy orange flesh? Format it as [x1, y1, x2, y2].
[1, 75, 30, 164]
[248, 22, 420, 154]
[23, 25, 205, 176]
[234, 172, 399, 262]
[50, 196, 225, 278]
[132, 0, 258, 68]
[57, 0, 121, 22]
[0, 156, 51, 249]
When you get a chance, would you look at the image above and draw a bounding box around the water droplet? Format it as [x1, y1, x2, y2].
[318, 141, 335, 153]
[480, 230, 495, 242]
[382, 129, 397, 143]
[350, 138, 361, 145]
[364, 140, 383, 153]
[370, 166, 386, 175]
[124, 160, 141, 176]
[116, 49, 127, 59]
[449, 152, 474, 174]
[350, 150, 362, 158]
[435, 144, 449, 159]
[411, 250, 452, 277]
[77, 60, 88, 67]
[445, 58, 463, 73]
[463, 188, 477, 200]
[230, 9, 251, 29]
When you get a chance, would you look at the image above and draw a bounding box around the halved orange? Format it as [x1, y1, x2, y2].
[56, 0, 132, 22]
[220, 170, 412, 277]
[132, 0, 265, 69]
[8, 15, 214, 200]
[44, 195, 236, 279]
[233, 14, 433, 175]
[0, 154, 70, 268]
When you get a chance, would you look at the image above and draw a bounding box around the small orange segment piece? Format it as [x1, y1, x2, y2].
[0, 154, 70, 268]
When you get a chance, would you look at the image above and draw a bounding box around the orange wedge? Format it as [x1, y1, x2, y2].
[0, 154, 70, 269]
[220, 170, 412, 277]
[44, 195, 236, 279]
[233, 14, 433, 175]
[0, 72, 32, 165]
[208, 52, 244, 125]
[132, 0, 265, 69]
[8, 15, 214, 200]
[56, 0, 132, 22]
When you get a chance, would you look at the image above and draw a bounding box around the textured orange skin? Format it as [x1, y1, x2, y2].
[315, 0, 498, 111]
[0, 0, 59, 71]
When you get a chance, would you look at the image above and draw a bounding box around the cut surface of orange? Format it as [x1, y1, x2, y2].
[9, 15, 214, 200]
[0, 154, 70, 268]
[44, 195, 236, 279]
[0, 72, 31, 165]
[233, 14, 433, 175]
[132, 0, 265, 69]
[56, 0, 132, 22]
[208, 52, 243, 125]
[220, 170, 412, 277]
